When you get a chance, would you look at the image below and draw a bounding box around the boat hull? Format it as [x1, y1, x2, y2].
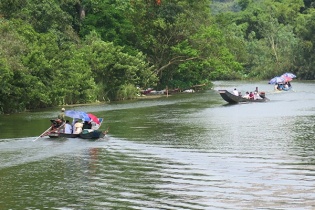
[48, 133, 80, 138]
[48, 130, 104, 139]
[275, 87, 292, 91]
[219, 90, 269, 104]
[80, 130, 105, 139]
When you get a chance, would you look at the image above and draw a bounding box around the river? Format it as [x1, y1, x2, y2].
[0, 81, 314, 209]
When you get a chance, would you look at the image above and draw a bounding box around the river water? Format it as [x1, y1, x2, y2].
[0, 81, 314, 209]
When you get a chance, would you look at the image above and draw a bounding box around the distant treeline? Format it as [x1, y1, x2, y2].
[0, 0, 314, 113]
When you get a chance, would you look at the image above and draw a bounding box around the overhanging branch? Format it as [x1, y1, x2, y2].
[154, 56, 198, 74]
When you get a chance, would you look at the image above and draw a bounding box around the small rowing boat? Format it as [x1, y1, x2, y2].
[34, 110, 108, 141]
[46, 118, 107, 140]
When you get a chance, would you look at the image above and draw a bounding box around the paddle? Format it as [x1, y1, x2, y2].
[103, 127, 109, 135]
[33, 126, 52, 142]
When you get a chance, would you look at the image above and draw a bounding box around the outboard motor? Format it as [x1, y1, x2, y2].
[259, 92, 265, 98]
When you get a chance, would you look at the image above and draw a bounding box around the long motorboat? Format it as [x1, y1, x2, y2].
[218, 90, 269, 104]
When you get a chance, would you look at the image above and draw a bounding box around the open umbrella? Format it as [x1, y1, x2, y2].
[65, 110, 90, 121]
[87, 113, 100, 124]
[282, 76, 292, 82]
[281, 72, 296, 78]
[268, 76, 285, 84]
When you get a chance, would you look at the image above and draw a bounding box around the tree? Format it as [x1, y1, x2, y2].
[51, 45, 97, 105]
[220, 0, 302, 79]
[128, 0, 237, 88]
[80, 0, 136, 49]
[82, 31, 158, 100]
[293, 8, 315, 79]
[0, 19, 36, 113]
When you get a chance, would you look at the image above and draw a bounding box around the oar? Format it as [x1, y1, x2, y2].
[102, 127, 110, 135]
[33, 126, 52, 142]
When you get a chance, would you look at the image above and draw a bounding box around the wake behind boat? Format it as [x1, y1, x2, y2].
[218, 90, 269, 104]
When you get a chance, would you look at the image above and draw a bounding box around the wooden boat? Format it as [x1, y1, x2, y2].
[48, 130, 105, 139]
[218, 90, 269, 104]
[45, 118, 107, 140]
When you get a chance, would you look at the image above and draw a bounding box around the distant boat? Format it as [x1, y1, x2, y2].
[274, 83, 292, 91]
[269, 73, 295, 91]
[218, 90, 269, 104]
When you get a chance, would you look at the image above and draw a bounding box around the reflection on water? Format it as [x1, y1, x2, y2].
[0, 81, 315, 209]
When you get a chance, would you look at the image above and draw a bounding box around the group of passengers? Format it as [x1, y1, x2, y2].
[232, 88, 262, 100]
[64, 120, 92, 134]
[55, 108, 93, 134]
[275, 82, 291, 91]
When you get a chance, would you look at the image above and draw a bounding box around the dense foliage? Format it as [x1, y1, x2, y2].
[0, 0, 314, 113]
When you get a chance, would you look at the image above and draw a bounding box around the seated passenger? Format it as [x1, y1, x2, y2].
[83, 121, 92, 129]
[243, 91, 250, 99]
[73, 120, 83, 134]
[233, 88, 239, 96]
[254, 92, 261, 100]
[277, 83, 284, 90]
[64, 120, 73, 134]
[249, 92, 254, 99]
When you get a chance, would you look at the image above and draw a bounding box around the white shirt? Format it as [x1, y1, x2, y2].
[64, 123, 73, 134]
[233, 90, 239, 96]
[254, 92, 261, 100]
[243, 94, 250, 99]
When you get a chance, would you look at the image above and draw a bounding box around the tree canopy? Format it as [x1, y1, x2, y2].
[0, 0, 314, 113]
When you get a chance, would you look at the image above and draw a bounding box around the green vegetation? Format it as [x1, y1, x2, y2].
[0, 0, 314, 113]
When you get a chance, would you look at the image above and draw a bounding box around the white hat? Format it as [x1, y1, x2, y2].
[61, 108, 65, 111]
